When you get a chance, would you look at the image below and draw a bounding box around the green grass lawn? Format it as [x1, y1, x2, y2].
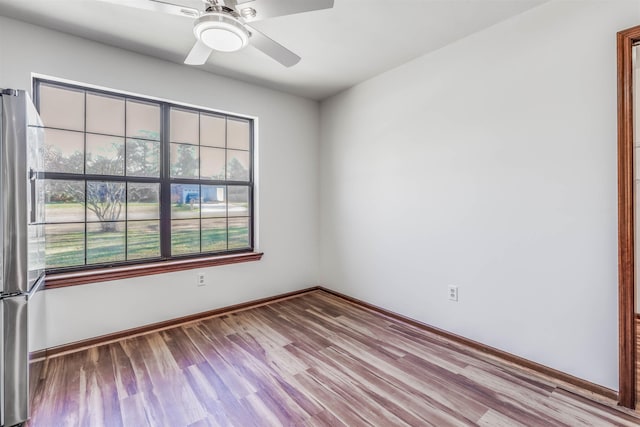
[44, 202, 250, 268]
[46, 223, 249, 268]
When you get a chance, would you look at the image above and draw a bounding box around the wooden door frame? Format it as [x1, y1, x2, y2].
[618, 25, 640, 410]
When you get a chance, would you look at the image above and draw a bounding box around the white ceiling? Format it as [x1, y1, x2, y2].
[0, 0, 546, 100]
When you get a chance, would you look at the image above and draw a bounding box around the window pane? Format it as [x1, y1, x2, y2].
[28, 224, 46, 273]
[202, 218, 227, 252]
[44, 180, 85, 223]
[86, 134, 124, 175]
[28, 125, 45, 174]
[33, 180, 46, 224]
[170, 108, 198, 144]
[39, 84, 84, 131]
[45, 223, 85, 268]
[171, 219, 200, 255]
[128, 183, 160, 220]
[86, 181, 126, 222]
[200, 147, 225, 180]
[170, 143, 199, 178]
[171, 184, 200, 219]
[43, 129, 84, 174]
[126, 139, 160, 177]
[86, 93, 125, 136]
[87, 221, 125, 264]
[201, 185, 226, 218]
[127, 100, 160, 140]
[200, 113, 225, 147]
[227, 150, 250, 181]
[127, 220, 160, 260]
[228, 186, 249, 217]
[227, 118, 250, 150]
[228, 217, 250, 249]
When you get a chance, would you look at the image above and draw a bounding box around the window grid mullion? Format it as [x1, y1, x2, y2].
[225, 118, 229, 251]
[124, 100, 128, 261]
[83, 90, 88, 267]
[124, 181, 129, 261]
[160, 103, 172, 259]
[198, 113, 202, 254]
[249, 119, 255, 250]
[83, 179, 88, 267]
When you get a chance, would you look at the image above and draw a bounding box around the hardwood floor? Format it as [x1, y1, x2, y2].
[28, 290, 640, 426]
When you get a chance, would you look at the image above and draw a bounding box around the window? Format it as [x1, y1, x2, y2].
[34, 79, 253, 273]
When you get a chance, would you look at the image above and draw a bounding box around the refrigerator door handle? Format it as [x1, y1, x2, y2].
[29, 168, 36, 224]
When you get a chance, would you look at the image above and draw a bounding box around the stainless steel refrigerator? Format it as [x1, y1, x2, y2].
[0, 89, 46, 427]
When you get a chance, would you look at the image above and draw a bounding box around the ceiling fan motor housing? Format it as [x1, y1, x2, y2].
[193, 12, 250, 52]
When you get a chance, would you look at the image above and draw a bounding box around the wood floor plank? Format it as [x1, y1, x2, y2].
[308, 366, 413, 426]
[319, 345, 458, 426]
[27, 290, 640, 426]
[292, 371, 375, 426]
[287, 339, 477, 426]
[88, 345, 124, 427]
[110, 342, 138, 400]
[299, 323, 484, 424]
[161, 327, 207, 370]
[118, 336, 155, 393]
[477, 409, 529, 427]
[184, 323, 258, 399]
[551, 388, 640, 427]
[305, 409, 349, 427]
[119, 394, 150, 427]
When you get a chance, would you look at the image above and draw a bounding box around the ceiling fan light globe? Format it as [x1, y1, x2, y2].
[201, 26, 247, 52]
[193, 13, 249, 53]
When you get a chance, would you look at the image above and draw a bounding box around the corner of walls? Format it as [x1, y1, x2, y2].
[318, 0, 640, 391]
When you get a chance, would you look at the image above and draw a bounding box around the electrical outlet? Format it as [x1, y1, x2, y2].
[197, 272, 205, 287]
[448, 285, 458, 302]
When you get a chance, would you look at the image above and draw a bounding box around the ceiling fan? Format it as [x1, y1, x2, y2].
[101, 0, 334, 67]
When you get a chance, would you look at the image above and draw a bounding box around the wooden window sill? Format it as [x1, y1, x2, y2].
[44, 252, 264, 289]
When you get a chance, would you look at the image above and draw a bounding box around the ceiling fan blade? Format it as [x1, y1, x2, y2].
[97, 0, 201, 18]
[247, 25, 300, 67]
[184, 39, 213, 65]
[234, 0, 333, 23]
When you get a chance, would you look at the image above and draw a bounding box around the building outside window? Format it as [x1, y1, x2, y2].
[34, 79, 254, 272]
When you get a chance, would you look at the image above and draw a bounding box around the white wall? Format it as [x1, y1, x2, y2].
[320, 0, 640, 390]
[0, 16, 320, 351]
